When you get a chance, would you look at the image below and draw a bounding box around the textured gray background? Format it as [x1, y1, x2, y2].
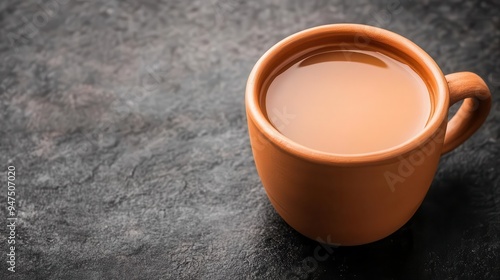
[0, 0, 499, 279]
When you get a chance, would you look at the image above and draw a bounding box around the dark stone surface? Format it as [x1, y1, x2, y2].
[0, 0, 499, 279]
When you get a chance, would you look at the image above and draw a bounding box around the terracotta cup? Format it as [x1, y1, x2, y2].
[245, 24, 491, 246]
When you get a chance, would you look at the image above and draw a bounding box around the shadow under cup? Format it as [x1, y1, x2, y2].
[246, 24, 451, 245]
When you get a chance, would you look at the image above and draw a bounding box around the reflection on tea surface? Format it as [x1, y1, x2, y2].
[265, 50, 431, 154]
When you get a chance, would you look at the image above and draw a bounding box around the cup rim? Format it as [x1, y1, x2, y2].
[246, 24, 449, 165]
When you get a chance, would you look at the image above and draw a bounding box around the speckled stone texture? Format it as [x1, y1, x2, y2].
[0, 0, 499, 279]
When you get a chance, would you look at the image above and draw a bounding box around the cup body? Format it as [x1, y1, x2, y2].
[246, 24, 451, 245]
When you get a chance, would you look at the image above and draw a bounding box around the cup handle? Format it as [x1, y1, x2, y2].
[441, 72, 491, 154]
